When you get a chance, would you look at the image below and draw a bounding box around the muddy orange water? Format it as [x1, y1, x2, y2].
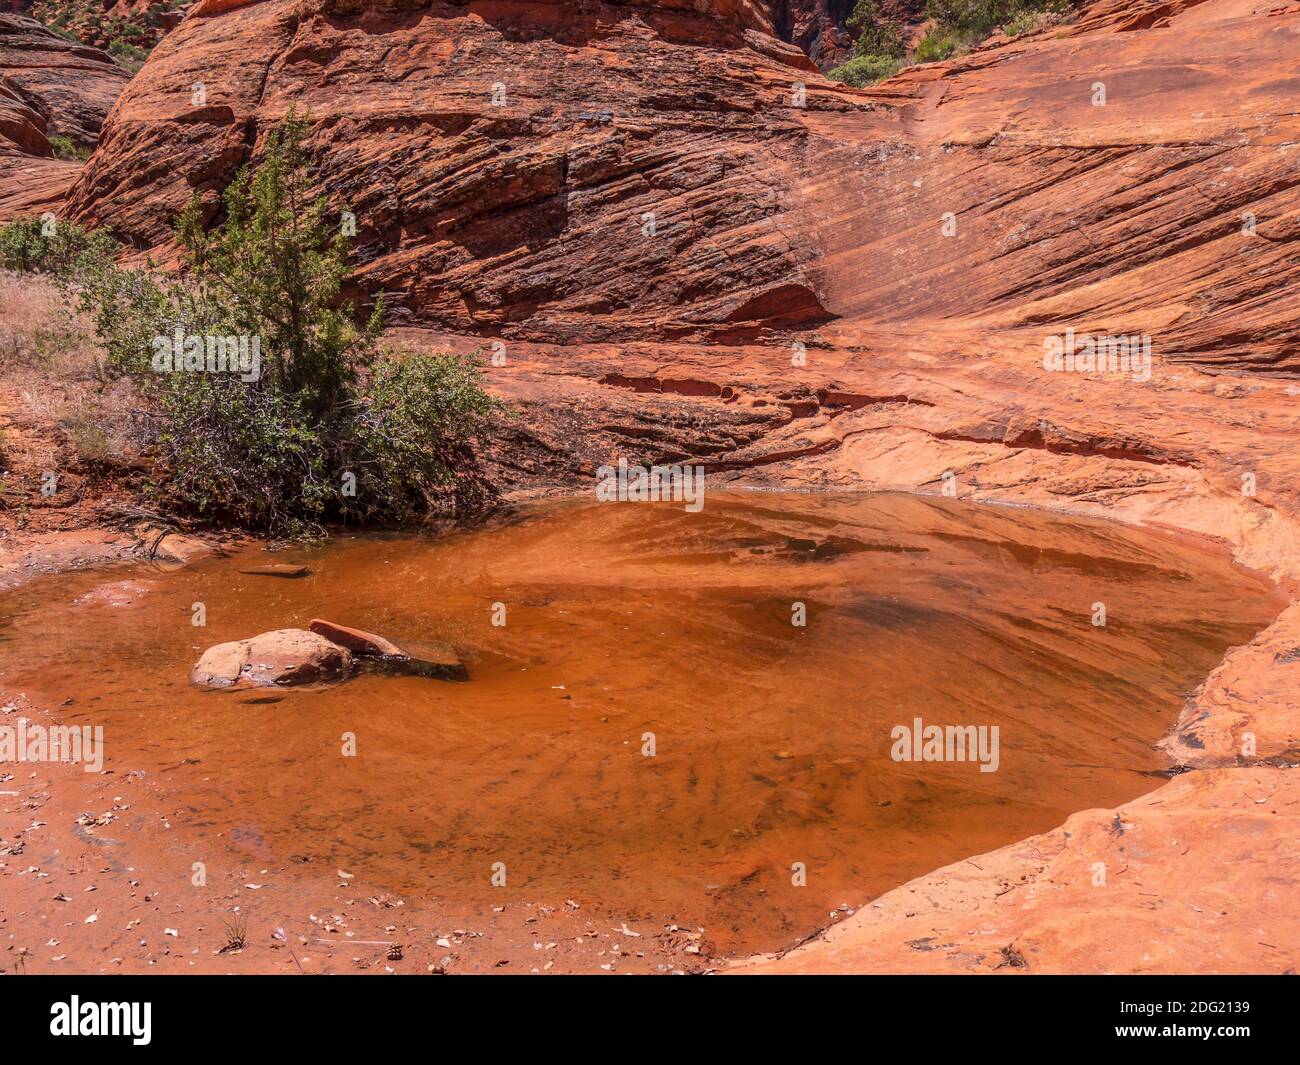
[0, 492, 1283, 956]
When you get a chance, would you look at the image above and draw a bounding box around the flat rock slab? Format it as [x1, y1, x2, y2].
[309, 618, 407, 658]
[239, 564, 310, 578]
[192, 628, 352, 688]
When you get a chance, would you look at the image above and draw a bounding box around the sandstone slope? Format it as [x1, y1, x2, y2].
[0, 14, 129, 216]
[67, 0, 826, 334]
[0, 14, 129, 146]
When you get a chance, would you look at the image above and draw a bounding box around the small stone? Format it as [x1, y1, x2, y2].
[239, 564, 310, 578]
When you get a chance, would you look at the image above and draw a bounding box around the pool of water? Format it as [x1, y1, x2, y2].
[0, 492, 1282, 954]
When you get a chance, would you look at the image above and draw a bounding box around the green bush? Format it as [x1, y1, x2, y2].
[0, 216, 118, 275]
[69, 250, 189, 378]
[155, 373, 330, 533]
[845, 0, 1075, 69]
[846, 0, 906, 59]
[914, 28, 964, 62]
[174, 116, 384, 422]
[926, 0, 1071, 40]
[1004, 8, 1064, 35]
[48, 135, 90, 162]
[347, 350, 500, 518]
[55, 111, 502, 535]
[827, 53, 903, 88]
[107, 38, 149, 69]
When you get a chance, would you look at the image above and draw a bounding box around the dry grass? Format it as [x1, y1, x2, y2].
[0, 271, 152, 534]
[219, 912, 248, 953]
[0, 270, 107, 381]
[0, 270, 147, 473]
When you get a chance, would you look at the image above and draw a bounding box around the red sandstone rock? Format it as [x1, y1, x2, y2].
[65, 0, 1299, 366]
[0, 15, 129, 147]
[191, 627, 354, 687]
[308, 617, 407, 658]
[0, 72, 47, 154]
[0, 14, 129, 219]
[65, 0, 825, 341]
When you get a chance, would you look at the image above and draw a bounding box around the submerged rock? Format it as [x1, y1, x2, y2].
[191, 628, 353, 688]
[239, 563, 310, 578]
[392, 639, 469, 682]
[73, 579, 157, 608]
[152, 533, 215, 566]
[344, 634, 470, 682]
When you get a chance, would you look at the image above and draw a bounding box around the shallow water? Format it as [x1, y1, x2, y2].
[0, 492, 1282, 954]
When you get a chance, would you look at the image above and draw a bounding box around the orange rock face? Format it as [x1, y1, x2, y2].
[67, 0, 1299, 363]
[0, 14, 129, 217]
[67, 0, 821, 338]
[0, 15, 129, 147]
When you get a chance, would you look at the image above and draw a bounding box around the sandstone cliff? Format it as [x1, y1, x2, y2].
[66, 0, 1299, 369]
[0, 13, 129, 214]
[67, 0, 824, 342]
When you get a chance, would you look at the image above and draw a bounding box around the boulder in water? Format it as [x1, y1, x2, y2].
[191, 628, 353, 688]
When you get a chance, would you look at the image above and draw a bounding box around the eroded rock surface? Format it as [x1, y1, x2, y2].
[0, 14, 129, 217]
[0, 14, 129, 147]
[66, 0, 823, 339]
